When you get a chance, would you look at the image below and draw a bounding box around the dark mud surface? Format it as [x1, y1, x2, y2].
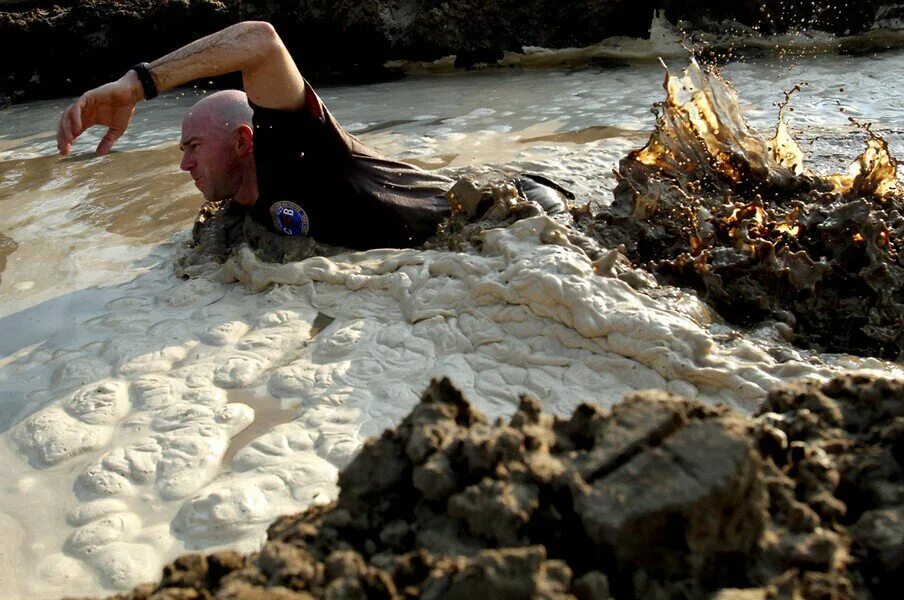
[75, 373, 903, 600]
[576, 61, 904, 359]
[1, 1, 900, 104]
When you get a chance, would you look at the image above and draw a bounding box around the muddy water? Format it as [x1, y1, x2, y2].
[220, 312, 334, 465]
[2, 52, 903, 317]
[1, 46, 904, 599]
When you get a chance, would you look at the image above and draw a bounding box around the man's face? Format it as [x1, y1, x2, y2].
[179, 112, 242, 202]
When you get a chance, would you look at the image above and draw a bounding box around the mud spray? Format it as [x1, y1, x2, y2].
[578, 59, 904, 360]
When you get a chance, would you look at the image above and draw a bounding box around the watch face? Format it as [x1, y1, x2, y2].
[270, 201, 310, 237]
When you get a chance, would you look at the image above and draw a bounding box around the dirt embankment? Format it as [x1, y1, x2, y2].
[0, 1, 897, 104]
[74, 373, 902, 600]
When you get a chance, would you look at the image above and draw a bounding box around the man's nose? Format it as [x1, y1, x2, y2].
[180, 154, 195, 172]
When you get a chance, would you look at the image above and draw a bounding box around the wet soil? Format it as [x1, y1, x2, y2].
[74, 372, 903, 600]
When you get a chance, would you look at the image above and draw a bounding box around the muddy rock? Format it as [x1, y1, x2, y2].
[79, 373, 903, 599]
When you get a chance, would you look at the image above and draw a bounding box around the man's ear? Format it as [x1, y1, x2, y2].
[234, 124, 254, 156]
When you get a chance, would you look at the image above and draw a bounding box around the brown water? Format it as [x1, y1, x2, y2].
[0, 232, 17, 283]
[1, 147, 197, 240]
[221, 389, 299, 465]
[0, 146, 198, 319]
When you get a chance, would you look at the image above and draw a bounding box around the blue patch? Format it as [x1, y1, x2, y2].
[270, 201, 310, 237]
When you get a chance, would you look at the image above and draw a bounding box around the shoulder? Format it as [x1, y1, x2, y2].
[250, 80, 325, 130]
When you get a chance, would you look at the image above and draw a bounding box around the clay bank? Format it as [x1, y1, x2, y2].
[2, 0, 904, 103]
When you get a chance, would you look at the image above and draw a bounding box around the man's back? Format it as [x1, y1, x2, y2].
[249, 82, 451, 249]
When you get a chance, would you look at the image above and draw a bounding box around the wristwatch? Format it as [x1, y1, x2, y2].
[130, 62, 158, 100]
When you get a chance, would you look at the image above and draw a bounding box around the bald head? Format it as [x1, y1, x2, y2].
[180, 90, 257, 203]
[182, 89, 253, 137]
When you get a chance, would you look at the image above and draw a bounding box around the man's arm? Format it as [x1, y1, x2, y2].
[57, 21, 305, 156]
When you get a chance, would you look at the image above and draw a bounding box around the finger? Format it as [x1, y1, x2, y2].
[57, 105, 75, 155]
[58, 95, 93, 155]
[96, 128, 121, 156]
[71, 95, 86, 135]
[67, 101, 86, 141]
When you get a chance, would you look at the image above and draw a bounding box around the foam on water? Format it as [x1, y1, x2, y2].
[1, 51, 904, 598]
[2, 202, 901, 596]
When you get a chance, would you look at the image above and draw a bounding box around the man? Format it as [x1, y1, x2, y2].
[57, 21, 567, 250]
[57, 21, 453, 250]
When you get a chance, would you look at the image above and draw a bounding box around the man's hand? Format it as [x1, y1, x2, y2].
[56, 22, 304, 156]
[57, 71, 143, 156]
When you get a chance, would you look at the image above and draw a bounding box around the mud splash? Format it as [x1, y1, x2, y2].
[576, 59, 904, 359]
[82, 373, 903, 600]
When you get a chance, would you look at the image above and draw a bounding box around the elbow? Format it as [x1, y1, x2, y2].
[241, 21, 284, 58]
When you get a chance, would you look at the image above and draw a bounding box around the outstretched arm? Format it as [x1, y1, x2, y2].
[57, 21, 304, 156]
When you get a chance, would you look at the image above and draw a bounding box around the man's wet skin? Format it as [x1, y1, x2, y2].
[178, 90, 258, 207]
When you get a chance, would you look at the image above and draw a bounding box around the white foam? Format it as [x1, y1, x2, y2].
[2, 212, 898, 597]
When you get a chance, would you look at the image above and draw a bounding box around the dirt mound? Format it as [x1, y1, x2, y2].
[576, 60, 904, 359]
[76, 373, 903, 599]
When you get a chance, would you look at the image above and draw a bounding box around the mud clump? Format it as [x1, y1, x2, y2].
[576, 60, 904, 359]
[175, 198, 347, 278]
[78, 373, 903, 599]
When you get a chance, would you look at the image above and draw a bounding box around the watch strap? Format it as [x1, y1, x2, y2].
[130, 62, 158, 100]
